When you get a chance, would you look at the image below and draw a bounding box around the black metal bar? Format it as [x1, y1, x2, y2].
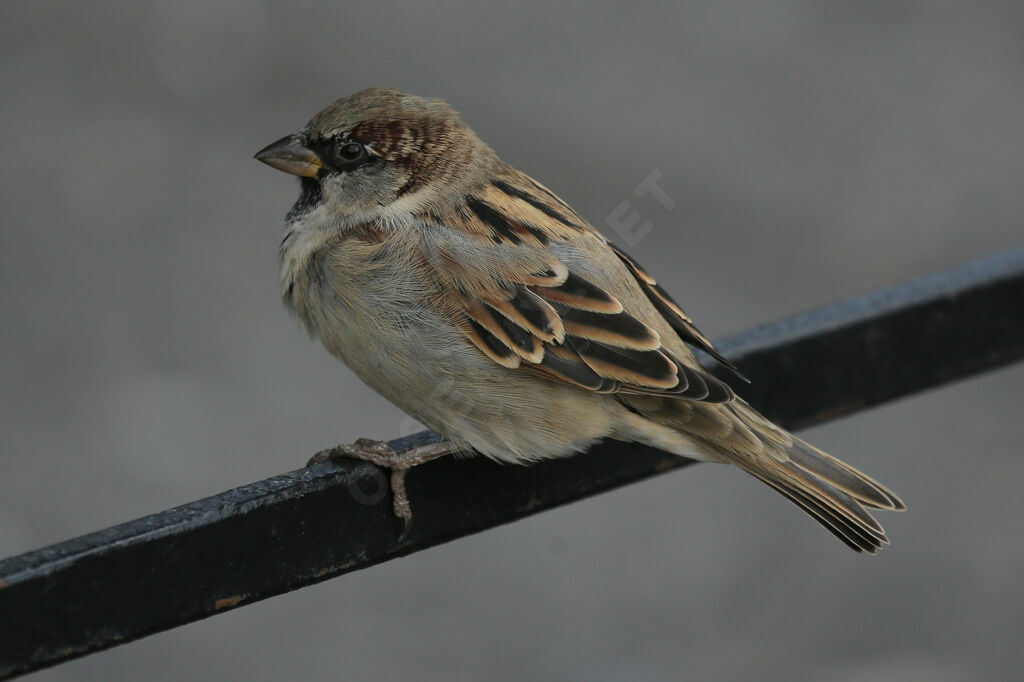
[1, 249, 1022, 680]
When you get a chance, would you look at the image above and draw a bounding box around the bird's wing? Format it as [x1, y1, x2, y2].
[605, 243, 748, 381]
[411, 166, 737, 402]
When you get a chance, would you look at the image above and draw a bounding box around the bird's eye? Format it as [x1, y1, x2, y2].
[337, 141, 365, 162]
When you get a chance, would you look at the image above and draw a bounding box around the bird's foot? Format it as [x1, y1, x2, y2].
[308, 437, 457, 536]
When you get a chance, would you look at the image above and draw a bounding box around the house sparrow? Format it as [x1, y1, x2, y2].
[255, 87, 904, 552]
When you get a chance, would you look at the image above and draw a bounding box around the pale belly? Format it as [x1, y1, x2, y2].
[290, 257, 621, 464]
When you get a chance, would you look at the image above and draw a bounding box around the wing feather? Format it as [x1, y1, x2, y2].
[608, 242, 748, 382]
[463, 299, 544, 363]
[415, 167, 736, 404]
[482, 289, 565, 344]
[550, 304, 661, 350]
[532, 272, 623, 313]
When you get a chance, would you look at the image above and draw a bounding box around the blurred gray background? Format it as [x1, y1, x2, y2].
[2, 2, 1022, 680]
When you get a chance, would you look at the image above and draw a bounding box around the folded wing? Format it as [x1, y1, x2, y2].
[417, 168, 737, 403]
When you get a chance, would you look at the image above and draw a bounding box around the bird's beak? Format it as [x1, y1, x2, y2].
[254, 135, 323, 178]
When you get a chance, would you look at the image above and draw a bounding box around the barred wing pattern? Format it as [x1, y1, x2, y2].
[415, 167, 736, 403]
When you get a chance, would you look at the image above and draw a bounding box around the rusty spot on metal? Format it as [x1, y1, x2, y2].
[214, 595, 244, 610]
[654, 459, 681, 473]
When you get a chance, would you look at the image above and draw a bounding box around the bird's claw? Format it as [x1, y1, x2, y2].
[306, 437, 457, 539]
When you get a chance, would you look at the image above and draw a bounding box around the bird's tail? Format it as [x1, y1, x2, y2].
[730, 433, 906, 553]
[627, 396, 906, 552]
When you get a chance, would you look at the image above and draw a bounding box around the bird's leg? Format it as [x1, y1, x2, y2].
[307, 437, 459, 531]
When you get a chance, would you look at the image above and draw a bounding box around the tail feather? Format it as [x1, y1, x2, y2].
[737, 437, 904, 554]
[749, 470, 887, 553]
[786, 438, 905, 511]
[620, 396, 905, 552]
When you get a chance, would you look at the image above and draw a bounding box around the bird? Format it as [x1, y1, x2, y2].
[255, 87, 904, 553]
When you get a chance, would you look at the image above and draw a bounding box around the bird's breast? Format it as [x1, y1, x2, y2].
[278, 220, 621, 464]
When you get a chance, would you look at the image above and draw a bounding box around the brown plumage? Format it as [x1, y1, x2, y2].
[256, 87, 905, 552]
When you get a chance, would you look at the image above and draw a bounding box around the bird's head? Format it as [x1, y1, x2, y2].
[255, 87, 493, 226]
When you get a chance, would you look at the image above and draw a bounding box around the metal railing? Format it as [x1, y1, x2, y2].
[1, 249, 1022, 680]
